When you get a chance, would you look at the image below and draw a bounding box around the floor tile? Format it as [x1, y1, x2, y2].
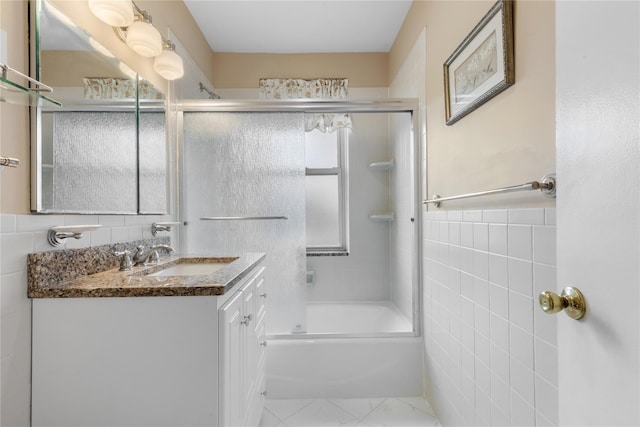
[284, 399, 359, 426]
[265, 398, 314, 421]
[260, 408, 286, 427]
[397, 396, 437, 417]
[261, 397, 440, 427]
[361, 398, 440, 427]
[327, 398, 385, 420]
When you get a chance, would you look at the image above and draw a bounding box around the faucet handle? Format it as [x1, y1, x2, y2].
[148, 250, 160, 264]
[115, 249, 133, 271]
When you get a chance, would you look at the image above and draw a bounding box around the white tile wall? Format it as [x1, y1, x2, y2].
[306, 103, 392, 304]
[423, 208, 558, 427]
[0, 213, 176, 426]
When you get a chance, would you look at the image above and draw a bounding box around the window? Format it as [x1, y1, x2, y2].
[305, 128, 349, 253]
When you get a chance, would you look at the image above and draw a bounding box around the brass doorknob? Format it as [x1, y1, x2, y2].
[538, 286, 586, 320]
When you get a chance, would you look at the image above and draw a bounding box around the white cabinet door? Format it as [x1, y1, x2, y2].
[219, 290, 245, 427]
[219, 266, 266, 427]
[248, 269, 267, 426]
[241, 274, 258, 425]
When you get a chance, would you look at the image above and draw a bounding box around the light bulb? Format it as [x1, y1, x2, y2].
[88, 0, 134, 27]
[153, 49, 184, 80]
[125, 20, 163, 57]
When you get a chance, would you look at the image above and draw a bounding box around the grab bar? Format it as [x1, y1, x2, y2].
[201, 216, 288, 221]
[423, 174, 556, 207]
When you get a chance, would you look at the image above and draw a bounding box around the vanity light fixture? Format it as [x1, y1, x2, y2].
[88, 0, 134, 27]
[47, 225, 102, 247]
[124, 11, 163, 57]
[90, 0, 184, 80]
[153, 41, 184, 80]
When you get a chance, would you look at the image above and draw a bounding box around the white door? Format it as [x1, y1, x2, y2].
[556, 2, 639, 425]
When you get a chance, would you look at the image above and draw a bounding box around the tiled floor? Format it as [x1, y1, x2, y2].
[259, 397, 440, 427]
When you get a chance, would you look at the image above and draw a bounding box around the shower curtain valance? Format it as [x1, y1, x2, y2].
[258, 78, 352, 133]
[82, 78, 163, 100]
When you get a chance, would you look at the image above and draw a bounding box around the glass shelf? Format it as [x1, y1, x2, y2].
[0, 65, 62, 108]
[0, 76, 62, 108]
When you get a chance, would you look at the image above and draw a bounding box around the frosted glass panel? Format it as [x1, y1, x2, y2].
[183, 112, 306, 335]
[139, 112, 167, 213]
[51, 112, 137, 213]
[305, 130, 337, 168]
[305, 175, 340, 247]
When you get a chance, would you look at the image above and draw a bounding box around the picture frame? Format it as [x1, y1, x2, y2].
[443, 0, 514, 125]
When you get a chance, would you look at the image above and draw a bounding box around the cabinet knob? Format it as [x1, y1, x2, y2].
[241, 314, 253, 326]
[538, 286, 586, 320]
[261, 391, 268, 397]
[259, 292, 267, 299]
[260, 341, 268, 347]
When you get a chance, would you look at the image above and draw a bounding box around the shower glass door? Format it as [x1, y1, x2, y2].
[182, 112, 307, 335]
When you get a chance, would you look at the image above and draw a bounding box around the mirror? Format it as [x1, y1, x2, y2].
[138, 92, 167, 213]
[31, 0, 168, 214]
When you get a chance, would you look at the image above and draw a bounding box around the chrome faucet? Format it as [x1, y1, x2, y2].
[133, 244, 175, 266]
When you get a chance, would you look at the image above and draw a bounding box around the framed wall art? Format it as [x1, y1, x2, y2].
[444, 0, 514, 125]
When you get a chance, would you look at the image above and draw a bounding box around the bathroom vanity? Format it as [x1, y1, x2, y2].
[29, 248, 266, 427]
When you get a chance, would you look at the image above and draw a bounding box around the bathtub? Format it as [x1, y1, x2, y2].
[266, 302, 423, 398]
[306, 301, 413, 335]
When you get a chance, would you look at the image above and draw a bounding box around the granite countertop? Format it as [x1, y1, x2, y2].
[28, 252, 265, 299]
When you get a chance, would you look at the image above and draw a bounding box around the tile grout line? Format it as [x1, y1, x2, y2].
[277, 399, 316, 424]
[396, 397, 438, 417]
[262, 407, 287, 426]
[329, 397, 388, 424]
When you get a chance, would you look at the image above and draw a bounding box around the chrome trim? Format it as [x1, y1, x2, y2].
[0, 156, 20, 167]
[177, 98, 419, 113]
[201, 216, 288, 221]
[151, 221, 180, 236]
[47, 225, 101, 247]
[424, 173, 556, 207]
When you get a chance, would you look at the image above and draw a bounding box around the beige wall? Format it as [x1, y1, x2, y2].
[212, 52, 388, 88]
[0, 0, 215, 214]
[42, 51, 126, 86]
[391, 0, 556, 209]
[0, 0, 31, 214]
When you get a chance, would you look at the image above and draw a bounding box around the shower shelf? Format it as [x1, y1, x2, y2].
[368, 160, 394, 171]
[369, 213, 395, 221]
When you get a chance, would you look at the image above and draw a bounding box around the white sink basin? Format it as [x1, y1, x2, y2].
[148, 262, 230, 277]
